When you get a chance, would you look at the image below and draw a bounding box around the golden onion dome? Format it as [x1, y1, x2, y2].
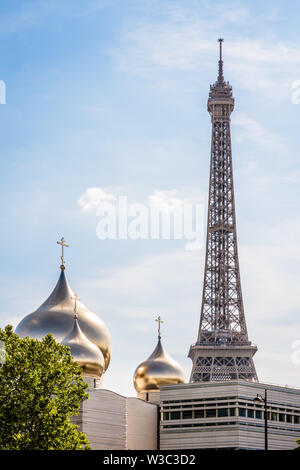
[133, 335, 185, 393]
[61, 316, 105, 378]
[15, 266, 112, 371]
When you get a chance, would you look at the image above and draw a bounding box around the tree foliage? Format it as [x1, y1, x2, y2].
[0, 325, 90, 450]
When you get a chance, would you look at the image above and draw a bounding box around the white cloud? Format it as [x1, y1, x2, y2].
[280, 170, 300, 184]
[148, 189, 203, 213]
[221, 8, 249, 24]
[112, 6, 300, 100]
[232, 114, 285, 152]
[78, 187, 116, 212]
[78, 187, 204, 214]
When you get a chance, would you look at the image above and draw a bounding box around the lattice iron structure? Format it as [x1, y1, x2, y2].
[188, 40, 258, 383]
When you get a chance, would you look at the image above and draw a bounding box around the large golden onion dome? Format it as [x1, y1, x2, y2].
[61, 315, 105, 378]
[15, 257, 112, 371]
[134, 317, 185, 393]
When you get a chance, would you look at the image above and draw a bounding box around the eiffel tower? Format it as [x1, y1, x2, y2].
[188, 39, 258, 383]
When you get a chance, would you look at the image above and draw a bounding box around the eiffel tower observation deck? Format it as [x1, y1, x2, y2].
[189, 39, 258, 383]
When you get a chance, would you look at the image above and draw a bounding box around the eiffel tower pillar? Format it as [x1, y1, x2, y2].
[188, 39, 258, 383]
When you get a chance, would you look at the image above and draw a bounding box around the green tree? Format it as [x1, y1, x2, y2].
[0, 325, 90, 450]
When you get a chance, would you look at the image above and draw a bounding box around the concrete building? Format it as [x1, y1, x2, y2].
[159, 381, 300, 450]
[72, 388, 157, 450]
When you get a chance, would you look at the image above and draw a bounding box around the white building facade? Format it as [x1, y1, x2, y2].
[72, 387, 158, 450]
[159, 381, 300, 450]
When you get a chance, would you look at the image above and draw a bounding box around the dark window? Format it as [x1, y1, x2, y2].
[295, 416, 300, 424]
[247, 409, 254, 418]
[206, 409, 216, 418]
[218, 408, 228, 417]
[230, 408, 236, 417]
[287, 414, 292, 423]
[239, 408, 246, 417]
[170, 411, 180, 420]
[279, 413, 285, 422]
[255, 410, 262, 419]
[194, 409, 204, 418]
[271, 413, 277, 421]
[182, 410, 193, 419]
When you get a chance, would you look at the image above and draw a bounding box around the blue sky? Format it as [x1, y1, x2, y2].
[1, 0, 300, 396]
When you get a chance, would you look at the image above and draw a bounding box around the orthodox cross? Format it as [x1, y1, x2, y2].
[155, 315, 164, 340]
[57, 237, 69, 268]
[71, 293, 80, 319]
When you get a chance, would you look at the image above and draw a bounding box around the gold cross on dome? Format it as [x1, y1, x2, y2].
[71, 293, 80, 319]
[57, 237, 69, 267]
[155, 315, 164, 340]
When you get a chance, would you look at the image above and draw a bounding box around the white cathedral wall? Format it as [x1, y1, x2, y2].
[74, 388, 158, 450]
[81, 388, 127, 449]
[127, 397, 157, 450]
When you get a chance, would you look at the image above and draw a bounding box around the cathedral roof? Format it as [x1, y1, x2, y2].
[133, 319, 185, 393]
[15, 244, 111, 372]
[61, 315, 105, 378]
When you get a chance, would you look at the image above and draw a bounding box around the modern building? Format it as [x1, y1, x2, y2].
[160, 381, 300, 450]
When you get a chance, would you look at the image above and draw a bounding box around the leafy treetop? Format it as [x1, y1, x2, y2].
[0, 325, 90, 450]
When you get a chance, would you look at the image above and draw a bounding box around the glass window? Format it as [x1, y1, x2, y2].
[206, 409, 217, 418]
[163, 412, 169, 420]
[230, 408, 236, 417]
[247, 409, 254, 418]
[279, 413, 285, 422]
[286, 414, 292, 423]
[271, 413, 277, 421]
[294, 416, 300, 424]
[218, 408, 228, 417]
[182, 410, 193, 419]
[255, 410, 262, 419]
[194, 409, 204, 418]
[239, 408, 246, 417]
[170, 411, 180, 420]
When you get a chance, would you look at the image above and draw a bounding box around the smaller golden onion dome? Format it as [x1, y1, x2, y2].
[134, 316, 185, 393]
[61, 316, 105, 378]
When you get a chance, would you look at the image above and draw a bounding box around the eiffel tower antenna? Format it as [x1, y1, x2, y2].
[218, 38, 224, 83]
[188, 39, 258, 383]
